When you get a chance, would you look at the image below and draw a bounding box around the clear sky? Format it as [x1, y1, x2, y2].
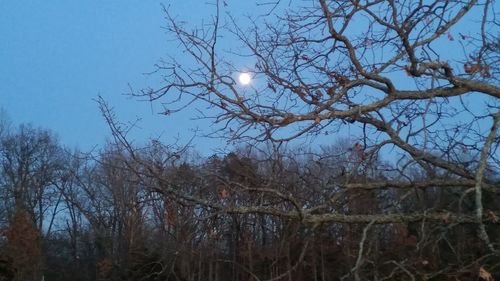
[1, 1, 493, 157]
[1, 1, 258, 153]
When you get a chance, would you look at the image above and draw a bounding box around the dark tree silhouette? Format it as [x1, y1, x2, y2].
[1, 1, 499, 280]
[130, 0, 500, 279]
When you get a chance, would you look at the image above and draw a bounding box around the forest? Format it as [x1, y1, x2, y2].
[0, 120, 498, 281]
[2, 0, 500, 280]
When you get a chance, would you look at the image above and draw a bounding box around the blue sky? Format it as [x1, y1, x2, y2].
[0, 1, 245, 153]
[0, 1, 494, 158]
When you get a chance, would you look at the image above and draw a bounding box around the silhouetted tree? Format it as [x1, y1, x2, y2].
[130, 0, 500, 279]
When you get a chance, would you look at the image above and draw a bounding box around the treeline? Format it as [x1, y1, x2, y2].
[0, 123, 499, 281]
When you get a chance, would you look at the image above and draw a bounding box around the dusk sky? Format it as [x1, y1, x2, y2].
[1, 1, 266, 153]
[1, 1, 492, 155]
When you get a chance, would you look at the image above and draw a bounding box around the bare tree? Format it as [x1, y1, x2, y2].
[124, 0, 500, 279]
[0, 125, 64, 234]
[0, 124, 67, 281]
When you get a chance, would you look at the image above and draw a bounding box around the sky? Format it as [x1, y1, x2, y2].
[0, 1, 262, 153]
[0, 1, 494, 158]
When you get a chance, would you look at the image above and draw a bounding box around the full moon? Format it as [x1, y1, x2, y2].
[238, 72, 252, 85]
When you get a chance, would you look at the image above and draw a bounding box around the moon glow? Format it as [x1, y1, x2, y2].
[238, 72, 252, 85]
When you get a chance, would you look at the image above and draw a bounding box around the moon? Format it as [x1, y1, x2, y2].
[238, 72, 252, 85]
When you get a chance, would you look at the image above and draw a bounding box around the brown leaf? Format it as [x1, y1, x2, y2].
[220, 188, 229, 199]
[295, 87, 306, 97]
[315, 116, 321, 123]
[488, 211, 499, 223]
[166, 205, 177, 226]
[443, 212, 451, 224]
[281, 116, 294, 125]
[464, 62, 481, 74]
[5, 210, 42, 273]
[447, 32, 454, 41]
[327, 87, 336, 96]
[479, 267, 493, 281]
[353, 143, 364, 153]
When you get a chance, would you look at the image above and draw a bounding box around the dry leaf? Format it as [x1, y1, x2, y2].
[327, 87, 336, 96]
[488, 211, 499, 223]
[220, 188, 229, 199]
[166, 207, 176, 226]
[443, 212, 451, 224]
[479, 267, 493, 281]
[281, 116, 294, 125]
